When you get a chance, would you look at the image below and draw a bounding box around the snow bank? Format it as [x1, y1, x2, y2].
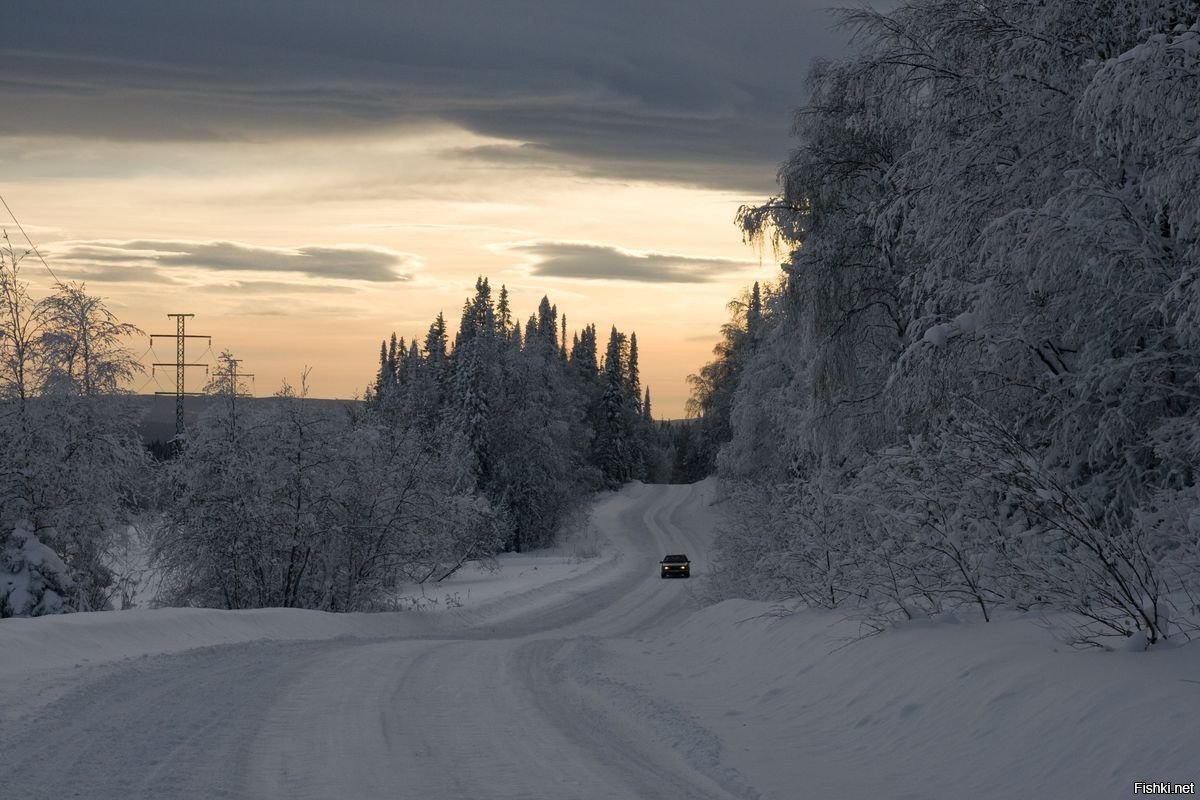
[605, 600, 1200, 799]
[0, 533, 619, 681]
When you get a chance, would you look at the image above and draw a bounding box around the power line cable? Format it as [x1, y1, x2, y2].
[0, 192, 61, 285]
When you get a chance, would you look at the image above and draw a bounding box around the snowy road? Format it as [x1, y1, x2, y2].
[8, 481, 1195, 799]
[2, 483, 754, 799]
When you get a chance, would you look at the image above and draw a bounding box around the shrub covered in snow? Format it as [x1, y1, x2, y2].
[1, 523, 74, 618]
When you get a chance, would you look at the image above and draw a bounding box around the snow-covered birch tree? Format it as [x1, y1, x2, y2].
[1, 237, 148, 615]
[706, 0, 1200, 647]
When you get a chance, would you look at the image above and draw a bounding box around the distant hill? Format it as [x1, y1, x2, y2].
[131, 394, 362, 445]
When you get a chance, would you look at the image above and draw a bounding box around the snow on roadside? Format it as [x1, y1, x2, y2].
[0, 509, 619, 682]
[389, 514, 614, 612]
[597, 600, 1200, 799]
[0, 607, 426, 681]
[391, 552, 601, 611]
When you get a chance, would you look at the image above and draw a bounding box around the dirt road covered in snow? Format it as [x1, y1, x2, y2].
[1, 483, 754, 799]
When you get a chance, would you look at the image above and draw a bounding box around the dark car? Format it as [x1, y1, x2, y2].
[660, 554, 690, 578]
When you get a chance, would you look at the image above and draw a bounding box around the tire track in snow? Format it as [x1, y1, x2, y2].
[0, 640, 339, 799]
[2, 483, 758, 799]
[517, 635, 759, 800]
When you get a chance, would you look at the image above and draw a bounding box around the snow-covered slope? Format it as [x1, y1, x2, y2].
[598, 603, 1198, 798]
[1, 480, 1196, 799]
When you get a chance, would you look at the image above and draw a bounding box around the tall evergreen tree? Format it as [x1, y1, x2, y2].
[452, 277, 499, 486]
[496, 284, 512, 334]
[424, 312, 448, 363]
[596, 326, 632, 487]
[374, 339, 392, 400]
[746, 282, 762, 342]
[571, 323, 598, 374]
[524, 315, 537, 351]
[627, 332, 642, 415]
[536, 297, 557, 352]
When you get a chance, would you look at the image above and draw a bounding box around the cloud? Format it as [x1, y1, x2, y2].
[51, 264, 181, 284]
[346, 222, 537, 237]
[46, 239, 418, 283]
[0, 0, 878, 191]
[505, 240, 752, 283]
[202, 280, 366, 294]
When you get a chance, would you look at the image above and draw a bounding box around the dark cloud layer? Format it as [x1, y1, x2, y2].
[0, 1, 874, 191]
[48, 240, 417, 283]
[511, 241, 752, 283]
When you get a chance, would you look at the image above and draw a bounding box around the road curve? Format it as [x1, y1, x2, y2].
[1, 482, 753, 799]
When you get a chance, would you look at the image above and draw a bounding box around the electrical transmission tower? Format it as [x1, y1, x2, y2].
[151, 313, 211, 439]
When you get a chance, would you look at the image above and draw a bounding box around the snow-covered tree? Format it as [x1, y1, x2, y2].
[707, 0, 1200, 647]
[687, 282, 778, 478]
[1, 521, 74, 617]
[156, 361, 501, 610]
[367, 281, 657, 553]
[0, 238, 148, 615]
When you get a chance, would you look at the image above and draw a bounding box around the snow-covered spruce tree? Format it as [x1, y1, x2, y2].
[490, 294, 596, 551]
[596, 326, 634, 487]
[1, 521, 74, 617]
[0, 238, 148, 616]
[416, 312, 451, 429]
[709, 0, 1200, 646]
[452, 277, 501, 487]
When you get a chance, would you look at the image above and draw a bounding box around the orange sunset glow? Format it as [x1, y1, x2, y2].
[1, 2, 856, 416]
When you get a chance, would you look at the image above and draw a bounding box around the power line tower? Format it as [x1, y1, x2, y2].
[151, 313, 211, 439]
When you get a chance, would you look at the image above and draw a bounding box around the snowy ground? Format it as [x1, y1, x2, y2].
[1, 480, 1197, 798]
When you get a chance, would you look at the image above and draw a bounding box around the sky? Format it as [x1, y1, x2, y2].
[0, 0, 870, 417]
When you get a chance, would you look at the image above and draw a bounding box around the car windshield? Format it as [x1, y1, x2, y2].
[662, 554, 689, 563]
